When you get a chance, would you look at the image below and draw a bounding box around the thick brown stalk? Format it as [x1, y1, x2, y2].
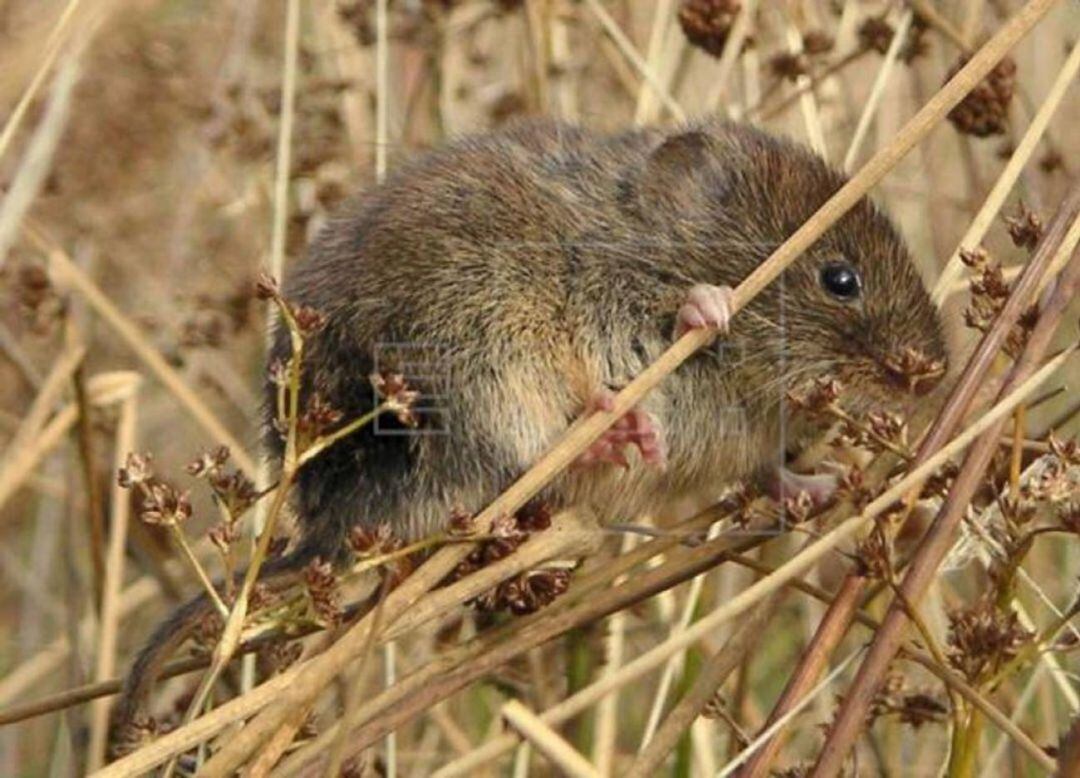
[744, 174, 1080, 777]
[810, 226, 1080, 774]
[736, 575, 864, 777]
[626, 594, 784, 778]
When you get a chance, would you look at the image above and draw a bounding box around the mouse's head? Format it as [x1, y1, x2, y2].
[640, 122, 948, 411]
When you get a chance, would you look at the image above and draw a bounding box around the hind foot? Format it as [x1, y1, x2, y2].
[574, 389, 666, 469]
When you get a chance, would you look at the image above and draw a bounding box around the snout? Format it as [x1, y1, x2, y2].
[881, 347, 947, 396]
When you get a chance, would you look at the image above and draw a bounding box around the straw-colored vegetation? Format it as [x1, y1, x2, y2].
[1, 0, 1079, 776]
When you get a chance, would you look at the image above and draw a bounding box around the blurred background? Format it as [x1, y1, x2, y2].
[0, 0, 1078, 775]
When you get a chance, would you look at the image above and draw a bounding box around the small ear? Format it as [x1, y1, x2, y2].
[646, 131, 715, 176]
[628, 131, 718, 211]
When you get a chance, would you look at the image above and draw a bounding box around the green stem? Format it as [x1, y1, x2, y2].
[170, 525, 228, 618]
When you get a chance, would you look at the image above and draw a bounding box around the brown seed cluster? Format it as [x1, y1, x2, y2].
[677, 0, 742, 58]
[857, 16, 895, 55]
[441, 502, 569, 615]
[370, 371, 422, 428]
[1005, 202, 1044, 252]
[786, 375, 844, 413]
[768, 51, 810, 82]
[118, 453, 193, 527]
[947, 596, 1032, 682]
[7, 263, 65, 334]
[946, 55, 1017, 137]
[304, 558, 344, 627]
[960, 247, 1037, 358]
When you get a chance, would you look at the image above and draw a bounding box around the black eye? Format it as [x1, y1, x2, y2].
[819, 262, 861, 300]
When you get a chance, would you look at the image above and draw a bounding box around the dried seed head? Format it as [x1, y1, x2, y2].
[185, 445, 231, 478]
[298, 392, 344, 440]
[118, 452, 154, 488]
[370, 371, 421, 428]
[138, 482, 193, 527]
[1048, 434, 1080, 467]
[293, 305, 327, 335]
[854, 525, 892, 579]
[802, 30, 834, 56]
[769, 51, 810, 82]
[948, 596, 1032, 681]
[677, 0, 741, 58]
[256, 640, 303, 678]
[208, 521, 237, 555]
[787, 375, 844, 412]
[254, 272, 280, 300]
[782, 490, 815, 524]
[882, 346, 947, 394]
[857, 16, 894, 55]
[1005, 203, 1044, 251]
[1039, 149, 1064, 174]
[304, 558, 343, 627]
[946, 55, 1017, 137]
[900, 16, 931, 63]
[446, 507, 476, 536]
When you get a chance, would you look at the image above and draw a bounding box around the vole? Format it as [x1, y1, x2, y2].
[111, 119, 947, 747]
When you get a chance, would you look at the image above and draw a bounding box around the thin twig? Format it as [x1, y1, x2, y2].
[86, 382, 141, 771]
[626, 593, 783, 777]
[502, 700, 601, 778]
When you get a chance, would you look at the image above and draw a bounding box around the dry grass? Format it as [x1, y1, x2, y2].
[1, 0, 1079, 776]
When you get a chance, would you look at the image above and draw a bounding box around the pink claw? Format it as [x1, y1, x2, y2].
[674, 283, 735, 339]
[574, 389, 666, 470]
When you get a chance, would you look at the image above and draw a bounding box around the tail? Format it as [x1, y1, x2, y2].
[108, 547, 317, 757]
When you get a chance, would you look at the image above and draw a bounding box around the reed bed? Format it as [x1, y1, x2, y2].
[1, 0, 1079, 775]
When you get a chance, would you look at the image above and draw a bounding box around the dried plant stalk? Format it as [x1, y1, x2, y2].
[811, 230, 1080, 775]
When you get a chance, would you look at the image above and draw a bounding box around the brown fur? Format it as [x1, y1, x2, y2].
[111, 119, 947, 749]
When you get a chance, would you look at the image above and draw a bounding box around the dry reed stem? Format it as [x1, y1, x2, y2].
[0, 342, 85, 513]
[204, 5, 1065, 769]
[931, 36, 1080, 303]
[782, 19, 827, 159]
[704, 0, 757, 113]
[581, 0, 687, 121]
[811, 242, 1080, 774]
[28, 232, 257, 474]
[92, 510, 599, 776]
[87, 382, 141, 770]
[638, 523, 721, 749]
[0, 0, 85, 163]
[435, 349, 1072, 776]
[719, 649, 865, 777]
[632, 0, 675, 125]
[0, 52, 81, 268]
[626, 593, 783, 777]
[694, 550, 1059, 773]
[502, 700, 601, 778]
[842, 9, 913, 173]
[910, 0, 972, 52]
[736, 573, 865, 778]
[278, 511, 758, 777]
[592, 534, 634, 776]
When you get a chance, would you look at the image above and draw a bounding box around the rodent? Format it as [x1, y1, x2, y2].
[111, 118, 947, 747]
